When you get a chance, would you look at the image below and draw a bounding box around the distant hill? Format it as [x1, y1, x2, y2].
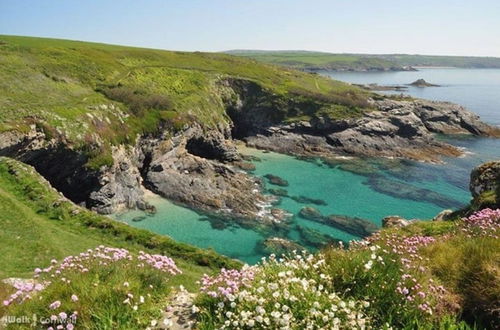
[225, 50, 500, 71]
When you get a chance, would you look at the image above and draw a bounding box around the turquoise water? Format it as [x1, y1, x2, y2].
[114, 68, 500, 264]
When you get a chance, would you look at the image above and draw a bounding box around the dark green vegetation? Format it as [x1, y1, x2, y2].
[0, 36, 373, 168]
[0, 157, 239, 279]
[226, 50, 500, 71]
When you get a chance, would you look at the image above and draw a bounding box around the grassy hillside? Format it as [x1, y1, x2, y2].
[226, 50, 403, 71]
[0, 36, 371, 165]
[226, 50, 500, 70]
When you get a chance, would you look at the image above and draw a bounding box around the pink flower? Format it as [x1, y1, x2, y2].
[49, 300, 61, 310]
[71, 294, 78, 302]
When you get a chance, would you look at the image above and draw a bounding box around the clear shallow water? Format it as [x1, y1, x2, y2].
[114, 68, 500, 264]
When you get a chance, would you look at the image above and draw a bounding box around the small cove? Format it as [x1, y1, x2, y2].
[113, 68, 500, 264]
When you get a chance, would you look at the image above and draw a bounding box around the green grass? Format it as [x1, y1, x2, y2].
[226, 50, 500, 70]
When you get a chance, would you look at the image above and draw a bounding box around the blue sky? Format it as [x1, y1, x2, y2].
[1, 0, 499, 56]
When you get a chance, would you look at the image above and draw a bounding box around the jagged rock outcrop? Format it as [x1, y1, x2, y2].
[243, 99, 499, 163]
[470, 161, 500, 208]
[143, 126, 285, 226]
[87, 146, 152, 214]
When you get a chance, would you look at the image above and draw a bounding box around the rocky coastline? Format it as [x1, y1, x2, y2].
[0, 81, 498, 228]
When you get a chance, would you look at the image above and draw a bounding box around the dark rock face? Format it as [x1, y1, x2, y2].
[186, 129, 240, 162]
[298, 207, 378, 237]
[470, 161, 500, 208]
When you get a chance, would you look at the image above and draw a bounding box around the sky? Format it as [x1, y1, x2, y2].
[1, 0, 499, 56]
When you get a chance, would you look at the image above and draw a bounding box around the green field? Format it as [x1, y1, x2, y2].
[226, 50, 500, 70]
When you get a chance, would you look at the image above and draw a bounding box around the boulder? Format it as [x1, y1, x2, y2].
[432, 209, 454, 221]
[382, 215, 412, 228]
[470, 161, 500, 208]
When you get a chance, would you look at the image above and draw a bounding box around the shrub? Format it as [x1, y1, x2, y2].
[98, 86, 172, 116]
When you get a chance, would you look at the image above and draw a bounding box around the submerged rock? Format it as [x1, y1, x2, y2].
[365, 176, 465, 209]
[258, 237, 304, 256]
[299, 207, 378, 237]
[291, 195, 328, 206]
[264, 174, 289, 186]
[297, 225, 346, 249]
[132, 215, 147, 222]
[268, 188, 289, 197]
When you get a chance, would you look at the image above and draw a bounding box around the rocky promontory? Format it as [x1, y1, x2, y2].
[243, 98, 499, 163]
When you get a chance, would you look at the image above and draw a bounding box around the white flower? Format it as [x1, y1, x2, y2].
[151, 320, 157, 326]
[364, 261, 373, 270]
[132, 305, 138, 311]
[140, 296, 145, 304]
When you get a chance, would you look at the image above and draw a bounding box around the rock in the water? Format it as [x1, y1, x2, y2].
[291, 195, 327, 206]
[408, 79, 439, 87]
[258, 237, 304, 256]
[297, 225, 346, 249]
[264, 174, 289, 186]
[299, 207, 378, 237]
[298, 207, 323, 221]
[382, 215, 412, 228]
[470, 161, 500, 208]
[365, 176, 465, 209]
[132, 216, 147, 222]
[268, 188, 289, 197]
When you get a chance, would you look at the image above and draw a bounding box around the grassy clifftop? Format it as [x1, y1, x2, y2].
[0, 36, 370, 144]
[226, 50, 500, 70]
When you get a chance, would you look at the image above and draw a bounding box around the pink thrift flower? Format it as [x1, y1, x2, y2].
[71, 294, 78, 302]
[49, 300, 61, 310]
